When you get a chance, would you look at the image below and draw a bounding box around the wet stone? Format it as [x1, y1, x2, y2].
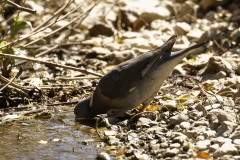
[97, 152, 111, 160]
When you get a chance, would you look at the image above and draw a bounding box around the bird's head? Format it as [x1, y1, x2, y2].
[74, 96, 92, 118]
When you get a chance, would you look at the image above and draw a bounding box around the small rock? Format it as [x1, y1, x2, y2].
[186, 29, 204, 40]
[109, 50, 135, 64]
[89, 24, 113, 37]
[187, 110, 202, 120]
[199, 56, 234, 79]
[136, 117, 158, 128]
[66, 59, 77, 66]
[217, 121, 237, 137]
[200, 0, 231, 10]
[178, 154, 189, 159]
[183, 130, 197, 138]
[127, 132, 139, 143]
[107, 136, 120, 145]
[213, 142, 238, 157]
[214, 71, 227, 79]
[97, 152, 111, 160]
[170, 143, 181, 148]
[233, 156, 240, 160]
[174, 22, 191, 35]
[160, 142, 169, 148]
[204, 11, 217, 21]
[173, 135, 188, 144]
[170, 114, 189, 125]
[230, 130, 240, 140]
[192, 121, 209, 127]
[202, 130, 216, 138]
[217, 110, 236, 123]
[180, 122, 191, 130]
[163, 148, 179, 158]
[233, 139, 240, 145]
[134, 151, 149, 160]
[104, 131, 116, 136]
[151, 143, 160, 152]
[179, 1, 195, 16]
[151, 19, 173, 32]
[212, 137, 232, 145]
[123, 37, 152, 49]
[196, 135, 205, 141]
[195, 140, 211, 151]
[140, 7, 171, 23]
[161, 100, 177, 111]
[209, 144, 220, 153]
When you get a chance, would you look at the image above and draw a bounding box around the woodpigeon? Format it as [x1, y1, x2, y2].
[74, 35, 208, 118]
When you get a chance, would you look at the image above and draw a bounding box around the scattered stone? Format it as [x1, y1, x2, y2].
[183, 130, 198, 138]
[136, 117, 158, 128]
[140, 7, 171, 23]
[170, 114, 189, 125]
[209, 144, 220, 153]
[195, 140, 211, 151]
[180, 122, 191, 130]
[213, 142, 238, 157]
[202, 130, 216, 138]
[170, 143, 180, 150]
[174, 22, 191, 35]
[217, 121, 237, 137]
[97, 152, 111, 160]
[163, 148, 179, 158]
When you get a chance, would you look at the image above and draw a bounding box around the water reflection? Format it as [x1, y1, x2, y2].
[0, 112, 103, 160]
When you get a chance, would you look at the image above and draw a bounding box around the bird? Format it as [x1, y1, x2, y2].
[74, 35, 208, 118]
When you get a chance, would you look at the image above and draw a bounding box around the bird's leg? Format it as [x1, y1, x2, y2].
[134, 100, 151, 113]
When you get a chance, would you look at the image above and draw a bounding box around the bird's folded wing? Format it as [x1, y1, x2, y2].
[140, 35, 177, 77]
[98, 35, 178, 100]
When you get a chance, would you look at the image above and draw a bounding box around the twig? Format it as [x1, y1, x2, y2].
[26, 42, 94, 50]
[213, 39, 226, 52]
[74, 0, 101, 28]
[198, 84, 224, 109]
[54, 76, 99, 80]
[0, 73, 30, 94]
[95, 116, 106, 141]
[5, 0, 37, 14]
[23, 0, 101, 47]
[0, 0, 76, 49]
[0, 53, 103, 77]
[0, 83, 29, 98]
[35, 44, 59, 57]
[21, 108, 45, 116]
[45, 101, 78, 106]
[32, 0, 73, 32]
[0, 67, 23, 92]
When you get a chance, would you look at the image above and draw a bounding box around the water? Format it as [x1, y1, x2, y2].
[0, 111, 103, 160]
